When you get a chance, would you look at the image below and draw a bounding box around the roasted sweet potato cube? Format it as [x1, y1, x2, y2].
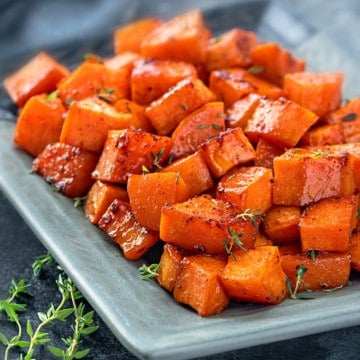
[13, 94, 66, 157]
[3, 51, 69, 107]
[283, 72, 344, 118]
[273, 148, 355, 206]
[199, 127, 255, 178]
[250, 42, 306, 87]
[205, 28, 257, 71]
[279, 243, 351, 291]
[216, 166, 273, 214]
[262, 205, 301, 244]
[104, 51, 141, 71]
[161, 152, 214, 198]
[60, 97, 132, 153]
[171, 101, 225, 159]
[131, 59, 197, 105]
[84, 180, 128, 224]
[255, 232, 273, 247]
[349, 231, 360, 271]
[98, 199, 159, 260]
[226, 93, 262, 129]
[57, 62, 130, 105]
[160, 195, 258, 255]
[127, 172, 190, 231]
[299, 124, 344, 147]
[32, 142, 98, 198]
[157, 244, 187, 292]
[173, 254, 229, 317]
[300, 195, 359, 252]
[145, 78, 216, 135]
[245, 97, 318, 148]
[113, 17, 163, 54]
[254, 137, 284, 169]
[219, 246, 288, 304]
[140, 9, 210, 64]
[209, 68, 284, 109]
[93, 129, 173, 184]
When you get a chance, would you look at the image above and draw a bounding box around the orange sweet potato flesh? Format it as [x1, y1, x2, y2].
[156, 244, 188, 292]
[127, 172, 190, 231]
[283, 72, 344, 118]
[205, 28, 257, 71]
[104, 51, 141, 71]
[173, 254, 229, 317]
[245, 97, 318, 148]
[160, 195, 258, 255]
[145, 77, 216, 135]
[32, 142, 99, 198]
[209, 68, 284, 109]
[84, 180, 128, 224]
[262, 205, 301, 244]
[160, 151, 214, 198]
[298, 124, 345, 147]
[279, 243, 351, 291]
[349, 231, 360, 271]
[254, 137, 284, 169]
[216, 166, 273, 214]
[250, 42, 306, 87]
[300, 195, 359, 252]
[4, 51, 69, 107]
[113, 17, 163, 54]
[13, 94, 66, 157]
[140, 9, 210, 64]
[199, 127, 255, 178]
[98, 199, 159, 260]
[92, 129, 173, 184]
[131, 58, 197, 105]
[171, 101, 225, 159]
[219, 246, 288, 304]
[273, 148, 355, 206]
[60, 97, 132, 153]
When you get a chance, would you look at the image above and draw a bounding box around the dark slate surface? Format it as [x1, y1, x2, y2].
[1, 0, 360, 359]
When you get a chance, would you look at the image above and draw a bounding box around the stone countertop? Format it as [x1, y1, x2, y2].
[1, 0, 359, 359]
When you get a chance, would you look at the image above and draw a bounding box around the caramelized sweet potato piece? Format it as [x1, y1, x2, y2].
[283, 72, 344, 118]
[250, 42, 306, 87]
[104, 51, 141, 71]
[209, 68, 284, 109]
[127, 172, 190, 231]
[113, 17, 163, 54]
[156, 244, 187, 292]
[161, 152, 214, 198]
[273, 148, 355, 206]
[254, 137, 284, 169]
[245, 97, 318, 148]
[349, 231, 360, 271]
[199, 127, 255, 178]
[205, 28, 257, 71]
[145, 78, 216, 135]
[298, 124, 344, 147]
[300, 195, 359, 252]
[173, 254, 229, 316]
[98, 199, 159, 260]
[84, 180, 128, 224]
[140, 9, 210, 64]
[60, 97, 132, 153]
[3, 51, 69, 107]
[262, 205, 301, 244]
[131, 59, 197, 105]
[216, 166, 273, 214]
[220, 246, 288, 304]
[57, 62, 130, 105]
[32, 142, 98, 198]
[160, 195, 258, 255]
[279, 243, 351, 291]
[13, 94, 66, 157]
[93, 129, 173, 184]
[171, 101, 225, 159]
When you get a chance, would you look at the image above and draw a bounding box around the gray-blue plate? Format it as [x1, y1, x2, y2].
[1, 1, 360, 359]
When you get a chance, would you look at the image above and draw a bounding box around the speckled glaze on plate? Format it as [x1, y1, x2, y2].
[1, 2, 360, 359]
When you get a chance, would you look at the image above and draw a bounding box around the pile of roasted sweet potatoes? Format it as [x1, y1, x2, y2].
[4, 9, 360, 317]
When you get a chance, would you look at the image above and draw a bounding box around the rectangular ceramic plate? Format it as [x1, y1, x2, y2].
[1, 1, 360, 359]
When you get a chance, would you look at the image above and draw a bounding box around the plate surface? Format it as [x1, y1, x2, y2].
[1, 2, 360, 360]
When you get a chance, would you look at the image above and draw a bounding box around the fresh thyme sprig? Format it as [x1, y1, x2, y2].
[139, 263, 160, 280]
[224, 227, 246, 260]
[151, 149, 164, 170]
[286, 265, 309, 299]
[236, 208, 263, 227]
